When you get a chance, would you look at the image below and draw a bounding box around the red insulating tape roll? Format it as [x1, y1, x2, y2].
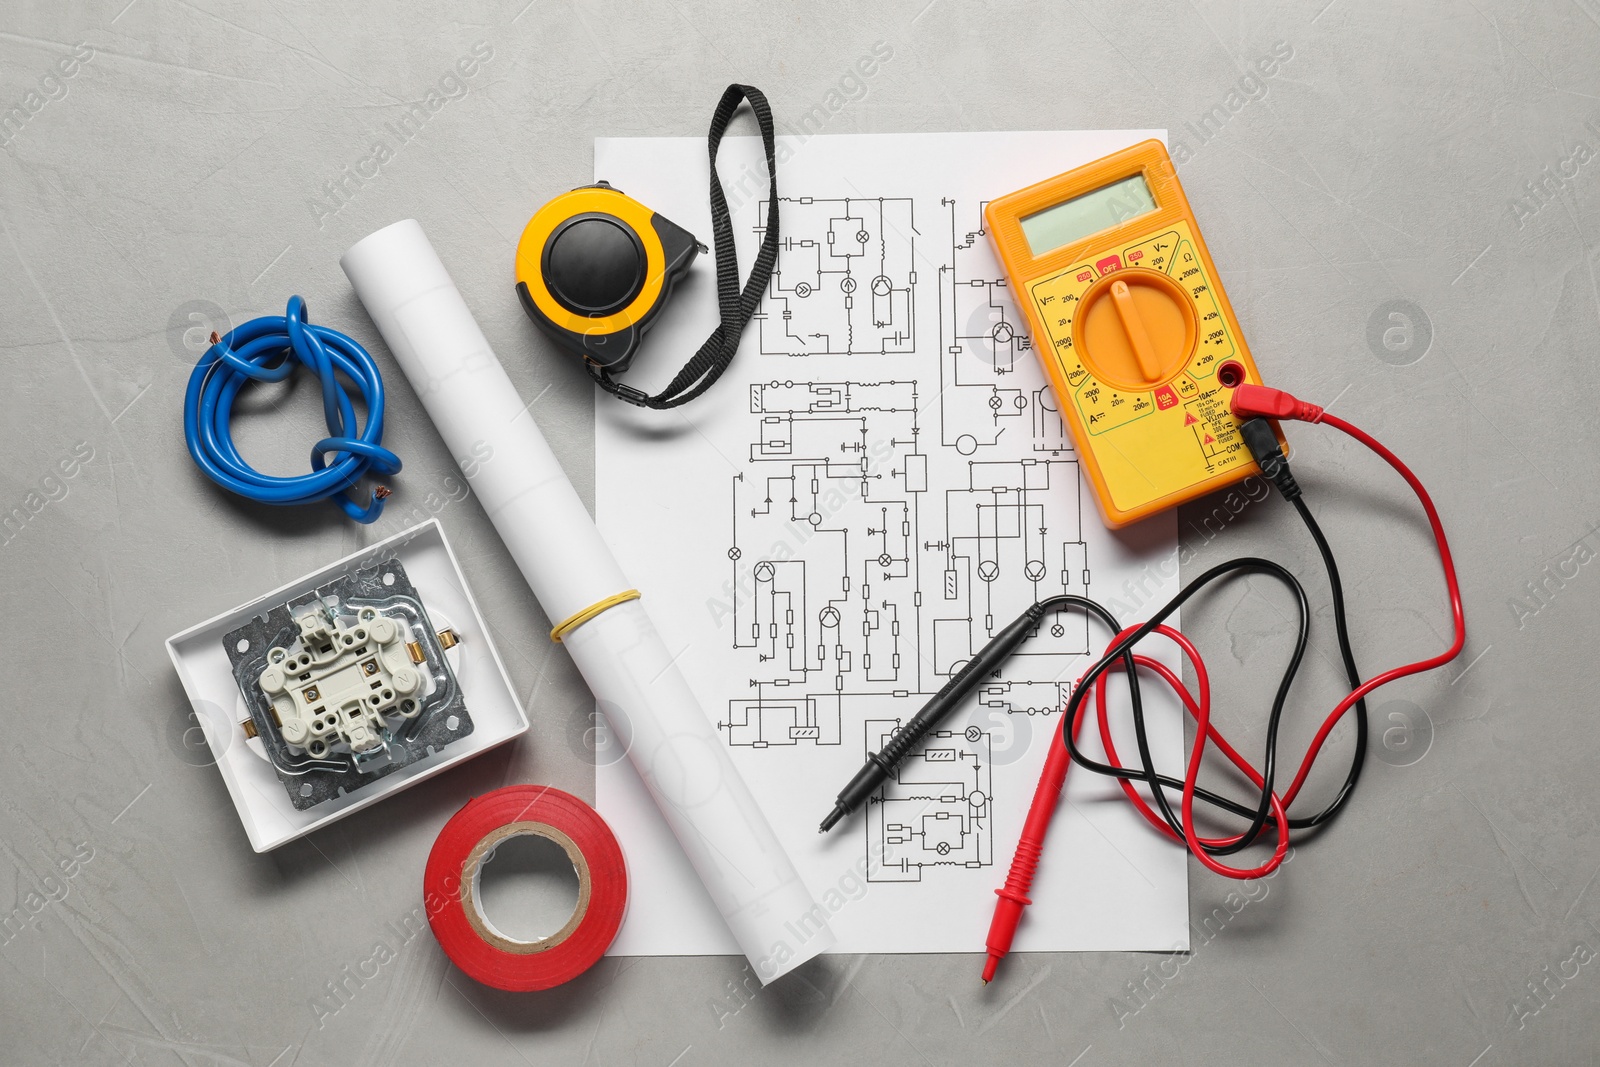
[424, 785, 627, 991]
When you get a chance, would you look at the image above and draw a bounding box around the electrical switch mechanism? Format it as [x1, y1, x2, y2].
[224, 557, 474, 809]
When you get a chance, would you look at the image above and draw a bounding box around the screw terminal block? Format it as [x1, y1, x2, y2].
[260, 606, 424, 762]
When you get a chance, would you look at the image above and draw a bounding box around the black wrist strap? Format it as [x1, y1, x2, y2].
[589, 84, 778, 409]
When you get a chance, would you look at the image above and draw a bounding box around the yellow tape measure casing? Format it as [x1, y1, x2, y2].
[985, 140, 1284, 528]
[515, 182, 704, 372]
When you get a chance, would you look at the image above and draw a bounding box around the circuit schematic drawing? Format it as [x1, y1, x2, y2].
[721, 689, 842, 748]
[719, 195, 1102, 877]
[864, 722, 993, 882]
[754, 197, 917, 356]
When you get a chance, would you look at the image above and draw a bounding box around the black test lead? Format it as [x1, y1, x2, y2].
[819, 600, 1062, 833]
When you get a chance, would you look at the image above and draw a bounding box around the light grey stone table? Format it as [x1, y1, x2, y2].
[2, 0, 1597, 1063]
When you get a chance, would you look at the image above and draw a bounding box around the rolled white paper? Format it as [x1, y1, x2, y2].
[342, 220, 833, 982]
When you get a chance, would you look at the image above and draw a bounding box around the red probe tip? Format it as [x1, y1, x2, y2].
[1229, 383, 1324, 423]
[982, 955, 1000, 984]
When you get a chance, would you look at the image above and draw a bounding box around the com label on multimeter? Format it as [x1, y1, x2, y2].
[986, 140, 1280, 528]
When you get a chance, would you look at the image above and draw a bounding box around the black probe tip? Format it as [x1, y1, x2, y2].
[819, 804, 848, 834]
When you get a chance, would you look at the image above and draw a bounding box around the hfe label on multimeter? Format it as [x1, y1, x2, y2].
[986, 140, 1279, 528]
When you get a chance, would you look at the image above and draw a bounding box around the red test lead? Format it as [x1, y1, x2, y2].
[983, 699, 1087, 983]
[980, 388, 1465, 983]
[1227, 382, 1325, 423]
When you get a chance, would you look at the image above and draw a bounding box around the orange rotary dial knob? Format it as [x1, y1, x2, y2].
[1074, 268, 1197, 390]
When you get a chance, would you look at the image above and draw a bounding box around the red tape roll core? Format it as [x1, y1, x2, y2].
[425, 785, 627, 991]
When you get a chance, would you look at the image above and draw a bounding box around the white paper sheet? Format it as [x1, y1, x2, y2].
[595, 130, 1191, 957]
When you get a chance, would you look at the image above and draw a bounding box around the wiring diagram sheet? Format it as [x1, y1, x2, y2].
[594, 131, 1190, 957]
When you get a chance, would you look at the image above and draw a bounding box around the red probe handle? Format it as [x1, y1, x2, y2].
[982, 697, 1085, 983]
[982, 842, 1037, 984]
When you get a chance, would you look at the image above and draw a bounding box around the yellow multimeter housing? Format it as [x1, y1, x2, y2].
[516, 182, 702, 371]
[986, 140, 1281, 528]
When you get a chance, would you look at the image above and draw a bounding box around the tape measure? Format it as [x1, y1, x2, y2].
[513, 84, 780, 410]
[515, 182, 703, 373]
[425, 785, 626, 991]
[985, 140, 1282, 528]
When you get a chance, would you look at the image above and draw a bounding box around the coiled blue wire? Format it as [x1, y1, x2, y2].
[183, 296, 400, 523]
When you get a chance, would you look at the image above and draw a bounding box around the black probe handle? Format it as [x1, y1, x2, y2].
[820, 606, 1043, 832]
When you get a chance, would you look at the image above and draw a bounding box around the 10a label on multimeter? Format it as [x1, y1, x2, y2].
[1030, 220, 1238, 449]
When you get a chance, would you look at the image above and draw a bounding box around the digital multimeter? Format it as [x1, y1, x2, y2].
[986, 140, 1281, 528]
[516, 181, 703, 371]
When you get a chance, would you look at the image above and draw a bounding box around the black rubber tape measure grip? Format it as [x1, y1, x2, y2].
[515, 181, 704, 373]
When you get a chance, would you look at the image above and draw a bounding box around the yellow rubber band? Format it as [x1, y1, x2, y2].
[550, 589, 641, 643]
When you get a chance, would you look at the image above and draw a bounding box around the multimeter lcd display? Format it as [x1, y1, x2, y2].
[1019, 173, 1157, 256]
